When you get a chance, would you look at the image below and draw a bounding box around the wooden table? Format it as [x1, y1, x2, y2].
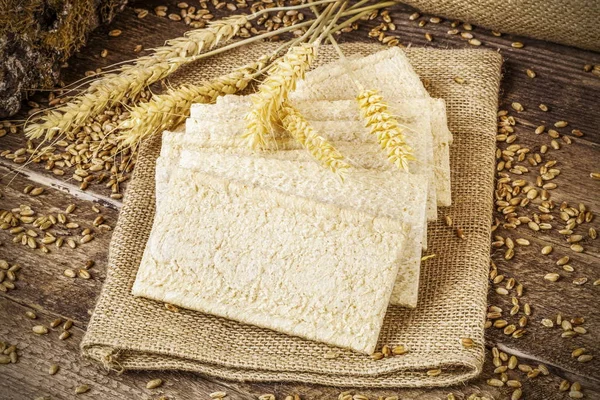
[1, 1, 599, 399]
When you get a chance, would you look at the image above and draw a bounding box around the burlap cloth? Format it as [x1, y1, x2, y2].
[401, 0, 600, 52]
[81, 42, 502, 387]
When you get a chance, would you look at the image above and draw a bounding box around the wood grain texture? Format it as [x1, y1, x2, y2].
[1, 0, 599, 398]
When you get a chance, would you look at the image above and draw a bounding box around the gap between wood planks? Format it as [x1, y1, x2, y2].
[0, 159, 122, 210]
[493, 341, 600, 391]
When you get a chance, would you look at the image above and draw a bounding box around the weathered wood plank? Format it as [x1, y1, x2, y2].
[0, 161, 122, 210]
[0, 298, 288, 400]
[1, 168, 598, 399]
[492, 124, 600, 218]
[1, 0, 599, 197]
[0, 142, 127, 204]
[1, 168, 598, 397]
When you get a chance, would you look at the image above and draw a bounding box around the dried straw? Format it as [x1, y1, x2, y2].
[22, 0, 397, 145]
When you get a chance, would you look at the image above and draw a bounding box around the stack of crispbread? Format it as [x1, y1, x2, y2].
[133, 47, 453, 355]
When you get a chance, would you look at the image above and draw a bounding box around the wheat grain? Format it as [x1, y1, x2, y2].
[119, 58, 267, 147]
[279, 104, 350, 176]
[25, 15, 249, 140]
[243, 43, 317, 149]
[356, 89, 415, 171]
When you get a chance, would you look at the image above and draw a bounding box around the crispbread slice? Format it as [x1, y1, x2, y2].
[178, 150, 428, 309]
[205, 94, 452, 147]
[291, 99, 452, 208]
[290, 47, 429, 101]
[175, 121, 436, 223]
[156, 133, 427, 307]
[193, 46, 454, 207]
[287, 47, 454, 206]
[291, 98, 452, 145]
[430, 99, 452, 206]
[133, 169, 412, 353]
[191, 94, 250, 120]
[181, 150, 427, 308]
[180, 149, 428, 230]
[291, 98, 453, 207]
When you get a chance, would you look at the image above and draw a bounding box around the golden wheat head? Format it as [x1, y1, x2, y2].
[356, 89, 415, 171]
[118, 58, 267, 148]
[25, 15, 249, 141]
[279, 103, 350, 177]
[242, 43, 317, 149]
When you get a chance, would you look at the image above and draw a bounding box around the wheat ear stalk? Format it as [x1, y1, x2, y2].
[25, 15, 248, 141]
[118, 57, 268, 148]
[279, 103, 350, 176]
[242, 43, 318, 149]
[356, 89, 415, 171]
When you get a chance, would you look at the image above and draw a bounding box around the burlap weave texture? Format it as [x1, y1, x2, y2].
[81, 42, 502, 387]
[401, 0, 600, 52]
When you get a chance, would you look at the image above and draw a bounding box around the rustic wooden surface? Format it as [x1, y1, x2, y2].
[1, 0, 599, 399]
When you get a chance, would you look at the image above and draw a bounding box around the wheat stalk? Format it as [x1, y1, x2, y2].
[161, 15, 248, 59]
[323, 19, 415, 172]
[279, 103, 350, 176]
[356, 89, 415, 171]
[23, 0, 396, 142]
[118, 57, 269, 148]
[242, 43, 318, 149]
[25, 15, 249, 141]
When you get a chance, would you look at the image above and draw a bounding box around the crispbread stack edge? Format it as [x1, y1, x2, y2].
[291, 47, 429, 101]
[192, 94, 451, 209]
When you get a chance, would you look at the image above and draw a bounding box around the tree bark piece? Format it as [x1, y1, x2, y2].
[0, 0, 127, 117]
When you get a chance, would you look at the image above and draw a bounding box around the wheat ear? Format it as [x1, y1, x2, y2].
[356, 89, 415, 171]
[118, 57, 268, 148]
[24, 15, 248, 141]
[279, 104, 350, 176]
[242, 43, 317, 149]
